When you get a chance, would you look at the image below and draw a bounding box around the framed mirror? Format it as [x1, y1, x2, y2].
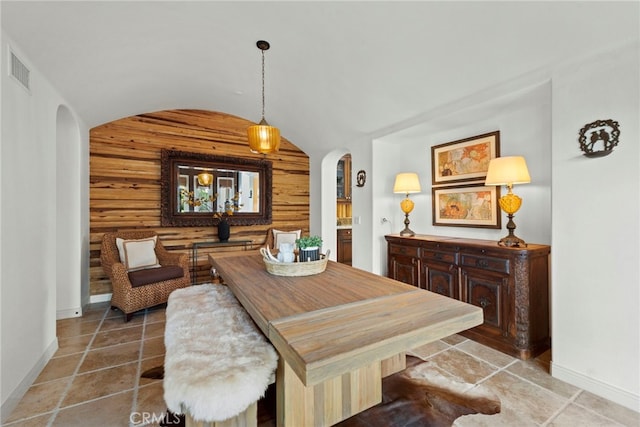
[161, 149, 272, 226]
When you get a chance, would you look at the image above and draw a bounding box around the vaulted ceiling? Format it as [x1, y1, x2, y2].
[2, 1, 638, 156]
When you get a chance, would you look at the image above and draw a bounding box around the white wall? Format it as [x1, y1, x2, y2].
[551, 43, 639, 411]
[349, 139, 374, 272]
[0, 35, 86, 419]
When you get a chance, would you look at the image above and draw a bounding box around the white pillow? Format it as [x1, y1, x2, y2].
[272, 229, 301, 250]
[115, 236, 160, 271]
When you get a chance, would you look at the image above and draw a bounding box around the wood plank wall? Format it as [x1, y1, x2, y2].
[90, 109, 310, 296]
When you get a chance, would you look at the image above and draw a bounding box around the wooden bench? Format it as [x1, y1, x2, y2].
[164, 284, 278, 427]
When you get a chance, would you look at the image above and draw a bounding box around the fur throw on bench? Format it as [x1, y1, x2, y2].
[163, 283, 278, 422]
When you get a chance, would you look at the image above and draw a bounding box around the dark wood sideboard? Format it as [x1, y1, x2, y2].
[385, 234, 551, 360]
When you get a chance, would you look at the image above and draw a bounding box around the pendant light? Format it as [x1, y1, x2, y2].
[196, 171, 213, 186]
[247, 40, 281, 154]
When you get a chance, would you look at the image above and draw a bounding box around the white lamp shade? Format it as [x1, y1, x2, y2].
[485, 156, 531, 186]
[393, 173, 421, 194]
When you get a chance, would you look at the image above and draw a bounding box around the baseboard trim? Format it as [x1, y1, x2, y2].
[89, 293, 112, 304]
[552, 361, 639, 412]
[1, 338, 58, 423]
[56, 307, 82, 320]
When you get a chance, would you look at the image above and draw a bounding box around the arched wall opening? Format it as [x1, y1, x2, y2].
[56, 105, 83, 318]
[320, 149, 350, 261]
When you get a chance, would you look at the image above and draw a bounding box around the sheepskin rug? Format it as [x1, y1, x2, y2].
[163, 283, 278, 422]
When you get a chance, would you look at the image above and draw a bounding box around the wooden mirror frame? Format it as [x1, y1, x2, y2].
[160, 149, 272, 226]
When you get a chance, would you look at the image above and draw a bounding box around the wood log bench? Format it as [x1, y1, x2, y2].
[164, 283, 278, 427]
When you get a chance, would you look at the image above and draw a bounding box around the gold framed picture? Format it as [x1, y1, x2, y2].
[431, 131, 500, 186]
[432, 184, 501, 229]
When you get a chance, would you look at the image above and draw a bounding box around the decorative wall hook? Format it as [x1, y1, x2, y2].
[578, 119, 620, 158]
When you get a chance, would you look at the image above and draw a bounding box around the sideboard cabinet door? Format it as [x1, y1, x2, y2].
[423, 262, 459, 298]
[421, 242, 459, 298]
[460, 266, 511, 344]
[387, 243, 420, 287]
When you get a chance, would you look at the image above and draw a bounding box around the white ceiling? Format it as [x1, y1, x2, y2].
[2, 1, 638, 156]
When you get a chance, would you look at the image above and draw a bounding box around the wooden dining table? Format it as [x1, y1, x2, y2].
[209, 252, 483, 427]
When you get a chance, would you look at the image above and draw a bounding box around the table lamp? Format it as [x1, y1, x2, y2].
[393, 172, 421, 236]
[485, 156, 531, 247]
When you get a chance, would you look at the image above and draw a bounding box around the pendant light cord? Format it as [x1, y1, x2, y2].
[261, 49, 266, 120]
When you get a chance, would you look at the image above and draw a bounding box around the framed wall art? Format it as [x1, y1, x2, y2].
[431, 131, 500, 186]
[432, 184, 501, 228]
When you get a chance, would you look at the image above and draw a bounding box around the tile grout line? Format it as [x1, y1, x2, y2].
[474, 358, 627, 426]
[45, 306, 111, 427]
[406, 340, 454, 361]
[129, 309, 149, 427]
[472, 356, 520, 387]
[450, 342, 519, 371]
[540, 389, 582, 427]
[558, 391, 630, 427]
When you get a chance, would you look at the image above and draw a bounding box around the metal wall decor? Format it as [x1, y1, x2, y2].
[356, 170, 366, 187]
[578, 119, 620, 157]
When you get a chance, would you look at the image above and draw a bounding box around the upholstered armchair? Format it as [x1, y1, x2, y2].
[100, 230, 190, 321]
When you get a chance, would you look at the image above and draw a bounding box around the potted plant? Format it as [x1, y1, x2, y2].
[296, 235, 323, 262]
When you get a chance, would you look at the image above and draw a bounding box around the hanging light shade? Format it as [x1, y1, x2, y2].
[248, 118, 280, 154]
[247, 40, 280, 154]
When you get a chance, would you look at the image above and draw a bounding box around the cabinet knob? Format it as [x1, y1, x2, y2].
[477, 296, 491, 308]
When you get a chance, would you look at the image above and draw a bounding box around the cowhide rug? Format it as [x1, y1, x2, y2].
[335, 356, 500, 426]
[146, 355, 500, 427]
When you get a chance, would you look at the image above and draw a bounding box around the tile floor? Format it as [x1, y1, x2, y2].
[3, 302, 639, 427]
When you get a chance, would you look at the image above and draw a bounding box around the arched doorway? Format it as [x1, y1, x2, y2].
[336, 154, 352, 265]
[56, 105, 83, 318]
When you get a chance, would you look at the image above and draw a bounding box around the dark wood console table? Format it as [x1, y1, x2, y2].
[385, 234, 551, 360]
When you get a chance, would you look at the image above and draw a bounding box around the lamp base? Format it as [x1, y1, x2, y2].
[498, 213, 526, 248]
[399, 213, 415, 236]
[498, 234, 526, 248]
[399, 227, 415, 237]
